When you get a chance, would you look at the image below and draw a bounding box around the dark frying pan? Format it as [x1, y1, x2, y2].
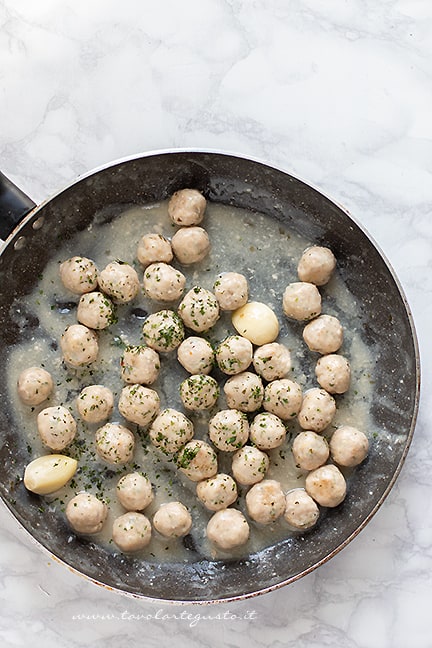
[0, 150, 420, 603]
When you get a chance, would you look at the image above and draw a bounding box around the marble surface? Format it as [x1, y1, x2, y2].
[1, 1, 431, 646]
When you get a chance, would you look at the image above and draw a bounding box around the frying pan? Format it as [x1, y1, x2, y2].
[0, 150, 420, 603]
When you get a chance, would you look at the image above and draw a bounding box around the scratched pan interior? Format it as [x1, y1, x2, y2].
[0, 151, 419, 603]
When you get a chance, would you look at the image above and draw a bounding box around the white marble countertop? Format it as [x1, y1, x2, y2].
[1, 1, 431, 646]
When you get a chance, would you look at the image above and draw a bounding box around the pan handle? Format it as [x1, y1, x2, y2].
[0, 172, 36, 240]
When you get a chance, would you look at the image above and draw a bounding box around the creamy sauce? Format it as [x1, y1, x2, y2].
[6, 201, 375, 562]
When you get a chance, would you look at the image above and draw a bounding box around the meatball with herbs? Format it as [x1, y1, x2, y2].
[231, 445, 269, 485]
[216, 335, 253, 375]
[95, 422, 135, 465]
[223, 372, 264, 413]
[171, 226, 210, 265]
[17, 367, 54, 406]
[177, 336, 214, 375]
[168, 188, 206, 226]
[149, 408, 194, 454]
[143, 262, 186, 302]
[118, 384, 160, 427]
[153, 502, 192, 538]
[213, 272, 248, 311]
[76, 385, 114, 424]
[142, 310, 185, 353]
[60, 324, 99, 367]
[112, 512, 152, 552]
[284, 488, 320, 530]
[116, 472, 154, 511]
[292, 430, 329, 471]
[315, 354, 351, 394]
[245, 479, 286, 525]
[98, 260, 140, 303]
[297, 388, 336, 433]
[178, 286, 220, 333]
[66, 492, 107, 535]
[208, 409, 249, 451]
[253, 342, 291, 382]
[249, 412, 286, 450]
[77, 291, 115, 330]
[196, 473, 238, 511]
[59, 256, 98, 294]
[120, 345, 160, 385]
[37, 405, 77, 451]
[178, 440, 218, 482]
[282, 282, 322, 321]
[263, 379, 303, 421]
[180, 374, 219, 411]
[136, 233, 173, 267]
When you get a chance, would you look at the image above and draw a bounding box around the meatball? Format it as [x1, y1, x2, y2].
[177, 336, 214, 375]
[120, 345, 160, 385]
[315, 354, 351, 394]
[118, 385, 160, 427]
[95, 422, 135, 465]
[76, 385, 114, 423]
[178, 286, 220, 333]
[305, 463, 347, 507]
[223, 372, 264, 413]
[297, 246, 336, 286]
[98, 261, 140, 303]
[303, 314, 343, 354]
[231, 301, 279, 346]
[245, 479, 286, 525]
[282, 282, 322, 321]
[112, 512, 151, 552]
[206, 508, 250, 550]
[37, 405, 77, 451]
[177, 440, 218, 481]
[17, 367, 53, 406]
[153, 502, 192, 538]
[284, 488, 320, 530]
[171, 226, 210, 265]
[292, 430, 329, 471]
[231, 445, 269, 485]
[249, 412, 286, 450]
[149, 408, 194, 454]
[143, 263, 186, 302]
[263, 379, 303, 420]
[60, 324, 99, 367]
[297, 388, 336, 433]
[59, 256, 98, 294]
[116, 472, 154, 511]
[253, 342, 291, 381]
[208, 409, 249, 451]
[213, 272, 248, 311]
[137, 233, 173, 267]
[179, 374, 219, 411]
[77, 291, 115, 330]
[329, 426, 369, 467]
[216, 335, 253, 375]
[142, 310, 185, 353]
[196, 473, 238, 511]
[66, 492, 107, 534]
[168, 188, 206, 226]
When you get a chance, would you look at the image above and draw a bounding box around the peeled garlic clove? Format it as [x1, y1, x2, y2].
[232, 302, 279, 346]
[24, 454, 78, 495]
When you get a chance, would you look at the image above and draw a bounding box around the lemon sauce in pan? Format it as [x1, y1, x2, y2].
[6, 201, 375, 562]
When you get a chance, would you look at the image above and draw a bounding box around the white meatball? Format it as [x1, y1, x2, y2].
[178, 286, 220, 333]
[263, 379, 303, 421]
[329, 426, 369, 467]
[143, 263, 186, 302]
[112, 512, 151, 552]
[223, 372, 264, 413]
[208, 409, 249, 452]
[179, 374, 219, 411]
[253, 342, 291, 381]
[17, 367, 54, 406]
[232, 301, 279, 345]
[315, 354, 351, 394]
[153, 502, 192, 538]
[59, 256, 98, 294]
[142, 310, 185, 352]
[168, 188, 206, 226]
[297, 388, 336, 432]
[66, 492, 107, 534]
[297, 246, 336, 286]
[305, 464, 347, 507]
[245, 479, 286, 525]
[118, 385, 160, 427]
[76, 385, 114, 423]
[177, 336, 214, 375]
[98, 261, 140, 303]
[292, 430, 329, 471]
[284, 488, 319, 530]
[120, 345, 160, 385]
[177, 440, 218, 481]
[171, 226, 210, 265]
[60, 324, 99, 367]
[149, 408, 194, 454]
[231, 445, 269, 485]
[303, 314, 343, 354]
[137, 233, 173, 267]
[77, 292, 115, 330]
[216, 335, 253, 375]
[213, 272, 248, 311]
[249, 412, 286, 450]
[282, 282, 322, 321]
[95, 423, 135, 465]
[206, 508, 250, 550]
[37, 405, 77, 451]
[196, 473, 238, 511]
[116, 472, 154, 511]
